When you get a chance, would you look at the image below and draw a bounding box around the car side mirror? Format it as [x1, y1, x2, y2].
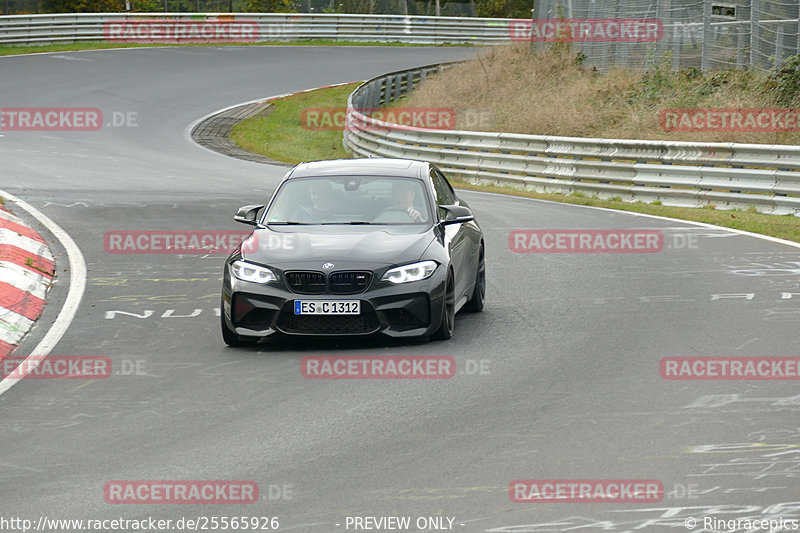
[234, 205, 265, 226]
[440, 204, 474, 225]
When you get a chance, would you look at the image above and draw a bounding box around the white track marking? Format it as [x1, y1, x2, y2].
[465, 190, 800, 250]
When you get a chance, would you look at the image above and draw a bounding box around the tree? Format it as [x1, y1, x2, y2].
[42, 0, 123, 11]
[244, 0, 296, 11]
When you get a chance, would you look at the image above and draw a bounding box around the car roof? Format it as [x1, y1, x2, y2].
[287, 158, 428, 179]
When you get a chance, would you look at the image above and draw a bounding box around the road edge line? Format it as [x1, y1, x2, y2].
[464, 189, 800, 250]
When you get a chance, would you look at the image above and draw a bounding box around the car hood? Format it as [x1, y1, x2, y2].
[241, 226, 435, 269]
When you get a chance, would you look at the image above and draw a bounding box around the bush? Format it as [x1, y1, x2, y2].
[765, 54, 800, 107]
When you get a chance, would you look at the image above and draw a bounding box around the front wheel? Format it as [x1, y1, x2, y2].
[432, 270, 455, 341]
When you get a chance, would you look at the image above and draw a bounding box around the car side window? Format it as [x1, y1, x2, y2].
[441, 172, 458, 204]
[431, 169, 456, 206]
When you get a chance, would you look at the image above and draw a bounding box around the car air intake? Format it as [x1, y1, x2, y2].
[329, 271, 372, 294]
[280, 313, 380, 335]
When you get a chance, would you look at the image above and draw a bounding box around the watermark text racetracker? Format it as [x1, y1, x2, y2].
[509, 479, 664, 503]
[305, 107, 456, 131]
[510, 18, 663, 42]
[302, 356, 456, 379]
[661, 356, 800, 380]
[104, 481, 258, 504]
[0, 108, 137, 131]
[301, 356, 491, 379]
[104, 230, 295, 254]
[0, 357, 149, 379]
[1, 356, 111, 379]
[660, 108, 800, 132]
[105, 230, 247, 255]
[103, 19, 259, 43]
[509, 229, 686, 253]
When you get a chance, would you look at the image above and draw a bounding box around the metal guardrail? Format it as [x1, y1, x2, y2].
[3, 10, 799, 73]
[5, 13, 798, 215]
[344, 64, 800, 216]
[0, 13, 513, 45]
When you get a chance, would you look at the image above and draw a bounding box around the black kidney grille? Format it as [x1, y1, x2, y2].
[329, 271, 372, 294]
[285, 271, 326, 294]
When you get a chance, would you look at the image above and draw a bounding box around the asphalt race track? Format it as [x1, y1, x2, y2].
[1, 45, 799, 532]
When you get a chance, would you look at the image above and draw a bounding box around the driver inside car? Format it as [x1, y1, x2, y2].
[390, 181, 425, 222]
[293, 180, 336, 221]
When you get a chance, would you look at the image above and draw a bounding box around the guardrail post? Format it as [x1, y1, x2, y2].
[612, 0, 622, 67]
[359, 82, 368, 110]
[371, 83, 380, 109]
[656, 0, 668, 67]
[383, 75, 393, 105]
[797, 11, 800, 58]
[701, 0, 711, 71]
[529, 0, 540, 54]
[402, 71, 412, 95]
[671, 22, 682, 71]
[736, 6, 747, 69]
[751, 0, 761, 71]
[585, 0, 604, 69]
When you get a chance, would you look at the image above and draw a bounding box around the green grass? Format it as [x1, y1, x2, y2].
[24, 255, 54, 276]
[230, 82, 360, 165]
[229, 77, 800, 243]
[0, 42, 156, 56]
[449, 178, 800, 243]
[0, 39, 464, 57]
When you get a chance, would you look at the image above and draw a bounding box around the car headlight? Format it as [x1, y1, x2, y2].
[231, 260, 277, 284]
[381, 260, 437, 284]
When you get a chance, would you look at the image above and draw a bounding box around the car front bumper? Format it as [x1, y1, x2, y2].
[221, 266, 447, 339]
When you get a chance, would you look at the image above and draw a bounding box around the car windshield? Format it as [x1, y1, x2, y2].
[263, 176, 432, 225]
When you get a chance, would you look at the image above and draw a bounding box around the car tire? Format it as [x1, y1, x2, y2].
[221, 299, 259, 347]
[464, 244, 485, 313]
[432, 270, 455, 341]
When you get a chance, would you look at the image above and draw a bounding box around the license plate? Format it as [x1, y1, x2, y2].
[294, 300, 361, 315]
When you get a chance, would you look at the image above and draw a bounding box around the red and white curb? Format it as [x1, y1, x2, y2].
[0, 190, 85, 396]
[0, 205, 55, 361]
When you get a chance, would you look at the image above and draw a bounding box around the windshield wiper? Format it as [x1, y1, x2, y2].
[265, 221, 312, 225]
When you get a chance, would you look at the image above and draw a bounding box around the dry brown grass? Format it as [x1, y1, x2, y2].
[398, 43, 800, 145]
